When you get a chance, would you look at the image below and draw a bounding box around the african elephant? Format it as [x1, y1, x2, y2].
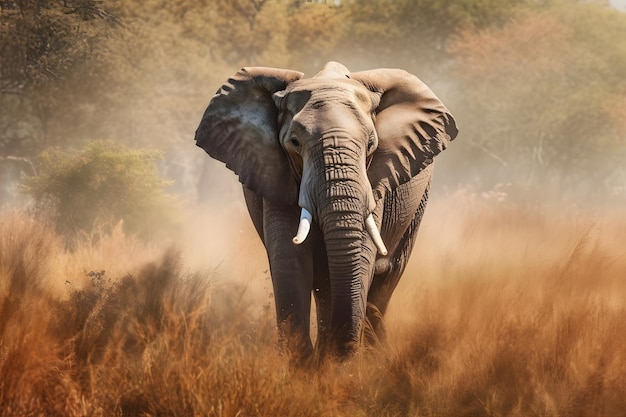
[195, 61, 458, 359]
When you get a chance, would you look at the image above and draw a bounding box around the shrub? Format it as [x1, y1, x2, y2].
[20, 140, 177, 242]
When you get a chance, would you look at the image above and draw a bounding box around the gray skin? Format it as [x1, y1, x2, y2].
[195, 62, 458, 360]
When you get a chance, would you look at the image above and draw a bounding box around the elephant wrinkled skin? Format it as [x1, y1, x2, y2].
[195, 61, 458, 360]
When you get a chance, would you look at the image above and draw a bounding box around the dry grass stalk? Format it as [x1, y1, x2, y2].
[0, 195, 624, 416]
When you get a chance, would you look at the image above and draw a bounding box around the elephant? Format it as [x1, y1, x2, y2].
[195, 61, 458, 360]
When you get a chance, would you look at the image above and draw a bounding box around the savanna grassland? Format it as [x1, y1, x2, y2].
[1, 191, 625, 417]
[2, 1, 626, 416]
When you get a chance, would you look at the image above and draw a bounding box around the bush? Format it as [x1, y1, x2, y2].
[20, 140, 177, 242]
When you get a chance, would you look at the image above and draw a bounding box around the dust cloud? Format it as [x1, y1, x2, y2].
[2, 1, 626, 414]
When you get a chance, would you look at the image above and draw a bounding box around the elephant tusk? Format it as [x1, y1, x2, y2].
[365, 213, 388, 256]
[292, 208, 313, 245]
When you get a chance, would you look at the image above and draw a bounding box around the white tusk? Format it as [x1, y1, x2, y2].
[292, 208, 313, 245]
[365, 213, 388, 256]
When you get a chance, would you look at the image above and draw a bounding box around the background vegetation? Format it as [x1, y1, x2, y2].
[1, 0, 625, 415]
[1, 0, 625, 205]
[20, 140, 176, 242]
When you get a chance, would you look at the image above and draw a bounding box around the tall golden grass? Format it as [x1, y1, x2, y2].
[1, 191, 625, 416]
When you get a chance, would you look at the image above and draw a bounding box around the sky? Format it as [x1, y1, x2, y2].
[610, 0, 626, 11]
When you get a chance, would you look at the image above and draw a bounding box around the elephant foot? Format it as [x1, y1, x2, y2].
[364, 302, 390, 349]
[277, 322, 314, 365]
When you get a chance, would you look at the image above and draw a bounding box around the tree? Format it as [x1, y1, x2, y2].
[285, 1, 346, 72]
[447, 4, 626, 195]
[0, 0, 119, 152]
[332, 0, 548, 78]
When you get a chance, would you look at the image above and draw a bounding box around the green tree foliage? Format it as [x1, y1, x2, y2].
[0, 0, 117, 92]
[333, 0, 551, 76]
[0, 1, 119, 145]
[20, 140, 176, 241]
[284, 2, 346, 73]
[448, 3, 626, 194]
[2, 0, 626, 205]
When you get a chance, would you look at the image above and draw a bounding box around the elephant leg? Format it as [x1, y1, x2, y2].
[366, 186, 430, 344]
[312, 246, 332, 358]
[312, 280, 332, 358]
[262, 199, 315, 360]
[243, 186, 264, 242]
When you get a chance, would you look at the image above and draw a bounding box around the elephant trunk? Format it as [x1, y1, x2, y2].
[292, 133, 383, 355]
[316, 138, 378, 354]
[321, 203, 370, 355]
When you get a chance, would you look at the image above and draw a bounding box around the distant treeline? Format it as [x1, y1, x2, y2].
[1, 0, 625, 201]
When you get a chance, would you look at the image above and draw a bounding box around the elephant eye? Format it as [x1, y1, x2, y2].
[289, 137, 301, 149]
[367, 135, 377, 152]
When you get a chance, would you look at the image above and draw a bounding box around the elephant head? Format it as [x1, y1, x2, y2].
[195, 61, 457, 356]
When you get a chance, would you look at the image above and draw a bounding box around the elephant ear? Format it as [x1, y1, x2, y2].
[195, 67, 304, 205]
[350, 69, 458, 200]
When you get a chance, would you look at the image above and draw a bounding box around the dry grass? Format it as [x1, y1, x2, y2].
[1, 192, 625, 417]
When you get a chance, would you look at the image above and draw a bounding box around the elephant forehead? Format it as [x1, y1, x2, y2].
[285, 79, 374, 112]
[289, 77, 368, 96]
